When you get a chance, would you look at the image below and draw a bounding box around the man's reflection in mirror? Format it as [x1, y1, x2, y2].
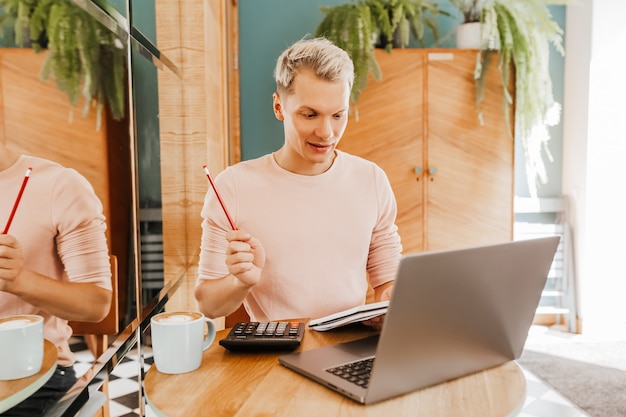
[0, 143, 112, 417]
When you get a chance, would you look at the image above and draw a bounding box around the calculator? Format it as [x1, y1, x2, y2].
[219, 321, 306, 352]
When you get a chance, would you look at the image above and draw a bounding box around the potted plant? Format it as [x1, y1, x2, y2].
[450, 0, 571, 186]
[315, 0, 448, 103]
[0, 0, 126, 128]
[449, 0, 495, 49]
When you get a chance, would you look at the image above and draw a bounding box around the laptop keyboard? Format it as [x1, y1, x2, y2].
[326, 357, 375, 388]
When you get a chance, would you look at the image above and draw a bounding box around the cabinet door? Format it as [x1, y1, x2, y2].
[425, 50, 513, 251]
[339, 49, 424, 254]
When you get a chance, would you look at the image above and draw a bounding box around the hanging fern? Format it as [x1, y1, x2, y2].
[483, 0, 567, 187]
[316, 0, 448, 104]
[452, 0, 570, 188]
[0, 0, 126, 128]
[316, 3, 379, 103]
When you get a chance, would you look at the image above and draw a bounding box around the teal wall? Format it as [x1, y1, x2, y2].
[128, 1, 161, 208]
[238, 0, 566, 198]
[108, 0, 126, 15]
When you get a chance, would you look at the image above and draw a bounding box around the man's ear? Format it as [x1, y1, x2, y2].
[272, 93, 284, 121]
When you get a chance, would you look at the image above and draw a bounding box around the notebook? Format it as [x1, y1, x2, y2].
[308, 300, 389, 331]
[278, 236, 560, 404]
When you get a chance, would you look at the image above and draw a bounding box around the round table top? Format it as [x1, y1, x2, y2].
[0, 339, 58, 413]
[144, 327, 527, 417]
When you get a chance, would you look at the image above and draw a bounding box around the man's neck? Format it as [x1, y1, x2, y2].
[273, 148, 336, 176]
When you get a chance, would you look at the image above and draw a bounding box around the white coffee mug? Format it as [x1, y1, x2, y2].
[150, 311, 216, 374]
[0, 314, 44, 380]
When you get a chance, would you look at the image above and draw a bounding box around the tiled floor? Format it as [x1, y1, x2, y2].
[70, 341, 155, 417]
[519, 368, 588, 417]
[70, 326, 593, 417]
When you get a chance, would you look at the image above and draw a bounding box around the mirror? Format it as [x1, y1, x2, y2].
[0, 0, 137, 327]
[0, 0, 185, 415]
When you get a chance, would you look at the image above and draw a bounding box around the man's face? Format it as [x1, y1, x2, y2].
[273, 68, 350, 175]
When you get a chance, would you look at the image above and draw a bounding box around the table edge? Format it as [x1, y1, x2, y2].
[0, 340, 58, 413]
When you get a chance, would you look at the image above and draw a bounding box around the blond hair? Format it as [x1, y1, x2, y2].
[274, 37, 354, 96]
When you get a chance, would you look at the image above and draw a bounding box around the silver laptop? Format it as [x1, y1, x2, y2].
[278, 236, 560, 404]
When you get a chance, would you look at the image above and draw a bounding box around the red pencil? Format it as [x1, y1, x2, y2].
[3, 167, 32, 234]
[203, 165, 237, 230]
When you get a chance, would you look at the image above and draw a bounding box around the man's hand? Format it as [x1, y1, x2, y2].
[0, 234, 24, 293]
[225, 229, 266, 288]
[362, 285, 393, 331]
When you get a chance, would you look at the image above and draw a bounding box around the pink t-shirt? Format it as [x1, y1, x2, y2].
[0, 155, 111, 366]
[197, 150, 402, 321]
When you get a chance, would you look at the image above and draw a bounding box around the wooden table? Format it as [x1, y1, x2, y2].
[144, 325, 527, 417]
[0, 339, 58, 413]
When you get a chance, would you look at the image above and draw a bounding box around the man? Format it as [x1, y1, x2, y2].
[195, 37, 401, 325]
[0, 142, 112, 416]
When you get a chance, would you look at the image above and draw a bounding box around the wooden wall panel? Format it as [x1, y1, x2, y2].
[205, 1, 231, 171]
[155, 0, 230, 314]
[154, 1, 185, 291]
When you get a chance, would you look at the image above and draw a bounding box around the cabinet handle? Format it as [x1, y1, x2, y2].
[414, 166, 422, 175]
[429, 167, 437, 175]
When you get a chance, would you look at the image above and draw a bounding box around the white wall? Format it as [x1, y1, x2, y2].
[563, 0, 626, 333]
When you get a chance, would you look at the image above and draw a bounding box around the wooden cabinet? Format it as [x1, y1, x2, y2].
[338, 49, 513, 254]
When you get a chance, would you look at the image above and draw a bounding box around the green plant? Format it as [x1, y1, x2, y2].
[449, 0, 483, 22]
[0, 0, 126, 128]
[451, 0, 572, 187]
[315, 0, 448, 103]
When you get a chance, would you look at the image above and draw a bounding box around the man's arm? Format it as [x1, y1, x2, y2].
[195, 274, 252, 319]
[0, 234, 111, 322]
[5, 272, 111, 322]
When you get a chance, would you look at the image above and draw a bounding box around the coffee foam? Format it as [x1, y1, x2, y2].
[162, 315, 192, 323]
[0, 316, 40, 330]
[154, 311, 202, 324]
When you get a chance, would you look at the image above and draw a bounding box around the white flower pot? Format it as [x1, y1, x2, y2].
[456, 22, 482, 49]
